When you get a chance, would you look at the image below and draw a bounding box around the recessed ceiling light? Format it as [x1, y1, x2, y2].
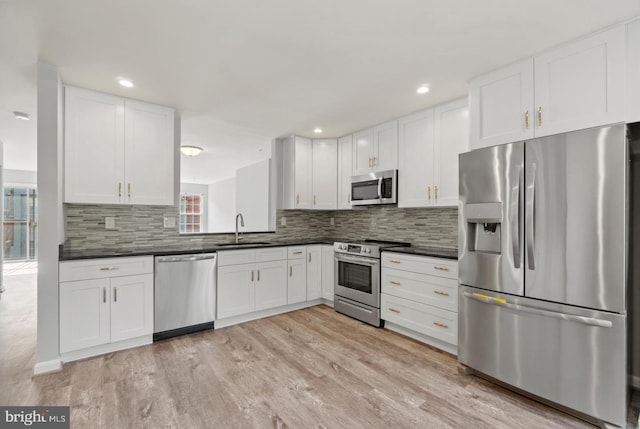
[313, 127, 323, 134]
[416, 85, 430, 94]
[13, 111, 30, 121]
[180, 145, 203, 157]
[118, 79, 134, 88]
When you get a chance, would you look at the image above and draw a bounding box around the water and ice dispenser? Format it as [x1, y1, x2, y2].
[465, 202, 502, 254]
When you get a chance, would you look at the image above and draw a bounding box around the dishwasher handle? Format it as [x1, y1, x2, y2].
[156, 253, 217, 263]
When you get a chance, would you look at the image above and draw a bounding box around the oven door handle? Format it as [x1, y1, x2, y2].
[334, 254, 379, 266]
[377, 177, 383, 200]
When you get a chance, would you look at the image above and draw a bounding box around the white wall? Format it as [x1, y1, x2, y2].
[35, 61, 63, 374]
[4, 169, 36, 187]
[180, 182, 208, 232]
[208, 177, 236, 233]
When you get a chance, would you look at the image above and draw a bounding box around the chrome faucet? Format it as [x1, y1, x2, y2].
[235, 213, 245, 243]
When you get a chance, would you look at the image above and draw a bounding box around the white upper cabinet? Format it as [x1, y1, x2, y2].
[398, 98, 468, 208]
[433, 98, 469, 206]
[626, 19, 640, 123]
[64, 86, 175, 205]
[311, 139, 338, 209]
[64, 87, 125, 204]
[469, 59, 535, 149]
[352, 128, 375, 175]
[398, 109, 435, 207]
[282, 136, 313, 209]
[470, 26, 625, 149]
[534, 26, 625, 137]
[337, 135, 353, 210]
[352, 120, 398, 175]
[123, 100, 175, 205]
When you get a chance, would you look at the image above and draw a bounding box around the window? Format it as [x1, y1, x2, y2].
[179, 194, 203, 233]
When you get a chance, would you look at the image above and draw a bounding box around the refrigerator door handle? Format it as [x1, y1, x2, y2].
[525, 163, 536, 270]
[462, 291, 613, 328]
[510, 167, 522, 268]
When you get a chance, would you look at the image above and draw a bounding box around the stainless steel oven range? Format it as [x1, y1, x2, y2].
[334, 240, 409, 327]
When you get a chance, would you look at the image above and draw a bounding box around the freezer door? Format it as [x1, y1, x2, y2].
[459, 285, 627, 427]
[459, 142, 524, 295]
[524, 125, 626, 313]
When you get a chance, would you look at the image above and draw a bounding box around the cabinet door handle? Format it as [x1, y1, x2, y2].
[524, 110, 529, 129]
[113, 287, 117, 302]
[251, 270, 254, 282]
[388, 308, 401, 314]
[537, 106, 542, 126]
[389, 281, 401, 286]
[308, 253, 311, 263]
[103, 288, 106, 303]
[434, 290, 449, 296]
[314, 195, 317, 206]
[293, 251, 303, 255]
[428, 186, 431, 202]
[373, 157, 377, 167]
[296, 194, 300, 205]
[118, 182, 122, 197]
[128, 183, 132, 198]
[434, 266, 450, 272]
[433, 322, 449, 329]
[347, 193, 351, 203]
[434, 185, 438, 201]
[389, 260, 401, 264]
[99, 266, 119, 271]
[257, 269, 260, 281]
[368, 157, 372, 168]
[289, 266, 292, 277]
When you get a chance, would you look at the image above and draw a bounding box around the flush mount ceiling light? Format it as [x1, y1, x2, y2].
[118, 79, 134, 88]
[13, 111, 30, 121]
[313, 127, 323, 134]
[180, 145, 203, 156]
[416, 85, 430, 94]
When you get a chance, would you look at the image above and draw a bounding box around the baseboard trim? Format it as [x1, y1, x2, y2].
[216, 299, 324, 329]
[60, 335, 152, 363]
[384, 321, 458, 356]
[33, 358, 62, 376]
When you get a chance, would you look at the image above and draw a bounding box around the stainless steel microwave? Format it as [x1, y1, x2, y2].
[350, 169, 397, 206]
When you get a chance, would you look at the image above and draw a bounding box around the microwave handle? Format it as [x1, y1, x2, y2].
[377, 177, 382, 199]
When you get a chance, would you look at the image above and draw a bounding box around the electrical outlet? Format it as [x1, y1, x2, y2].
[280, 217, 287, 226]
[105, 217, 116, 230]
[163, 216, 176, 228]
[330, 217, 335, 226]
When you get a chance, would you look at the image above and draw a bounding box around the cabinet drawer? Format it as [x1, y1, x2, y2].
[60, 256, 153, 282]
[256, 247, 287, 262]
[217, 249, 256, 266]
[382, 252, 458, 279]
[382, 268, 458, 312]
[288, 246, 306, 259]
[381, 294, 457, 346]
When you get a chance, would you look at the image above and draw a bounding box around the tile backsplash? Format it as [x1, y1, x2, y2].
[64, 204, 458, 254]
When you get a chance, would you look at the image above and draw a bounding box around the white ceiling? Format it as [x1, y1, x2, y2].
[1, 0, 640, 183]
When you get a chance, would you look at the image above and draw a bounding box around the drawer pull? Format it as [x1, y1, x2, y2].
[293, 251, 303, 255]
[389, 281, 401, 286]
[434, 266, 450, 271]
[388, 308, 401, 314]
[99, 267, 119, 271]
[389, 260, 401, 264]
[433, 322, 448, 329]
[434, 290, 449, 296]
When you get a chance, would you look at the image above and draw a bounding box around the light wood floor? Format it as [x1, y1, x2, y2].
[0, 270, 601, 428]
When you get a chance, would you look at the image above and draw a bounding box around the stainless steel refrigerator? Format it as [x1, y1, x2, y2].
[458, 124, 628, 428]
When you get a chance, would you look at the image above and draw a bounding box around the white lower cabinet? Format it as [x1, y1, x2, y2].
[59, 256, 154, 358]
[217, 248, 288, 319]
[287, 258, 307, 304]
[381, 251, 458, 354]
[321, 245, 335, 302]
[306, 245, 322, 300]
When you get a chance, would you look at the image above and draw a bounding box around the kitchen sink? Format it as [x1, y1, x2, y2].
[216, 242, 271, 247]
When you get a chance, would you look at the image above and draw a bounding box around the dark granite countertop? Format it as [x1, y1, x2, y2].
[382, 246, 458, 260]
[59, 239, 335, 261]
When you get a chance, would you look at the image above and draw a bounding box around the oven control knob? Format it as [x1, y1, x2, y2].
[339, 245, 346, 250]
[364, 247, 371, 254]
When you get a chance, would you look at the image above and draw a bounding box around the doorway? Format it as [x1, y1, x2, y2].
[3, 187, 37, 261]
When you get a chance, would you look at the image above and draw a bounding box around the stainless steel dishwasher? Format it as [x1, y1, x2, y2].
[154, 253, 217, 341]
